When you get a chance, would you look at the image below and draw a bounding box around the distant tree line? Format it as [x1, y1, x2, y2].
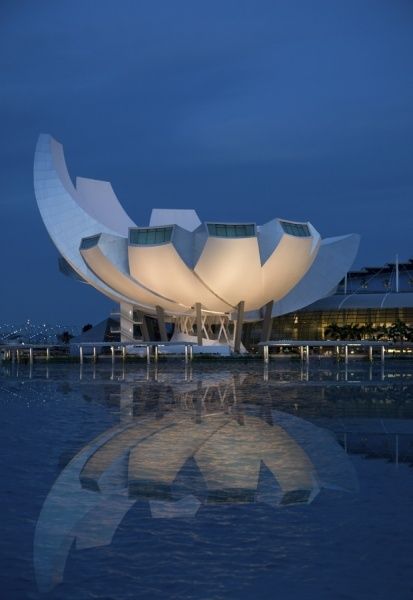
[324, 320, 413, 342]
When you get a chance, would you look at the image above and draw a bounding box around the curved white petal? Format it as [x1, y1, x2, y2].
[80, 233, 188, 315]
[76, 176, 135, 236]
[270, 233, 360, 317]
[128, 239, 234, 313]
[34, 134, 133, 305]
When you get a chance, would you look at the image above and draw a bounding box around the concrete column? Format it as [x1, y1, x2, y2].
[156, 306, 168, 342]
[29, 347, 33, 364]
[336, 345, 340, 360]
[16, 349, 20, 363]
[300, 345, 304, 361]
[260, 300, 274, 343]
[93, 346, 97, 362]
[122, 346, 126, 361]
[344, 345, 348, 364]
[189, 345, 193, 361]
[381, 345, 385, 363]
[111, 346, 115, 363]
[195, 302, 203, 346]
[368, 346, 373, 362]
[264, 344, 269, 364]
[154, 345, 159, 362]
[79, 346, 83, 364]
[120, 302, 134, 343]
[185, 345, 188, 363]
[146, 345, 150, 364]
[234, 300, 245, 354]
[305, 345, 309, 363]
[136, 310, 150, 342]
[46, 347, 50, 361]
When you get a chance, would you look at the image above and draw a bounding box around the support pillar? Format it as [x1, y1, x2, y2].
[156, 305, 168, 342]
[154, 345, 159, 362]
[233, 300, 245, 354]
[381, 345, 385, 363]
[195, 302, 203, 346]
[263, 344, 269, 364]
[189, 345, 193, 361]
[46, 347, 50, 361]
[29, 347, 33, 364]
[79, 346, 83, 364]
[119, 302, 135, 343]
[146, 345, 150, 364]
[344, 345, 348, 364]
[111, 346, 115, 363]
[306, 345, 309, 363]
[136, 310, 150, 342]
[260, 300, 274, 343]
[93, 346, 97, 362]
[300, 345, 304, 361]
[368, 345, 373, 362]
[185, 345, 188, 363]
[122, 345, 126, 361]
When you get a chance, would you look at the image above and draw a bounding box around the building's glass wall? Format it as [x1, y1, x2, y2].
[80, 234, 101, 249]
[207, 223, 256, 238]
[279, 221, 310, 237]
[243, 308, 413, 347]
[129, 227, 173, 245]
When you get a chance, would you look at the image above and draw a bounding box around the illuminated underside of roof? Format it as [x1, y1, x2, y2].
[34, 134, 360, 319]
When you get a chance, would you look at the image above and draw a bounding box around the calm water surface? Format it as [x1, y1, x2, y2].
[1, 359, 413, 600]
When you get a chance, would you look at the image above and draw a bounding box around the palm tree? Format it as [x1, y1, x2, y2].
[388, 320, 410, 342]
[324, 323, 342, 340]
[58, 331, 73, 344]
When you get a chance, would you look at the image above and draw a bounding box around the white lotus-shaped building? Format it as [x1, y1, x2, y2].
[34, 134, 359, 348]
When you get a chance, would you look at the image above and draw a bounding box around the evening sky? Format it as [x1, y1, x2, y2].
[1, 0, 412, 324]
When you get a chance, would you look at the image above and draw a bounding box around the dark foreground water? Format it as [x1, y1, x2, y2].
[1, 359, 413, 600]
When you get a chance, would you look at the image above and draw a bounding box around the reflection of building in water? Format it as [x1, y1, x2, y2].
[34, 377, 357, 592]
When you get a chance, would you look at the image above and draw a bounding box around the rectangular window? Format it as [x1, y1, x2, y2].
[80, 234, 101, 249]
[129, 227, 173, 245]
[207, 223, 256, 238]
[280, 221, 311, 237]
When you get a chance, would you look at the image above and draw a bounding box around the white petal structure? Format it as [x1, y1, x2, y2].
[34, 134, 359, 322]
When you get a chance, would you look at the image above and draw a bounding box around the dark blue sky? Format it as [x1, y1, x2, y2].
[1, 0, 413, 325]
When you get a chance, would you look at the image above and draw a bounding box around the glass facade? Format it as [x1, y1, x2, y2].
[207, 223, 256, 238]
[243, 308, 413, 346]
[129, 227, 173, 245]
[80, 235, 101, 249]
[280, 221, 311, 237]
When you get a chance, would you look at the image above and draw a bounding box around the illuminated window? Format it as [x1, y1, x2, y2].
[280, 221, 311, 237]
[129, 227, 173, 245]
[80, 235, 101, 249]
[207, 223, 256, 237]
